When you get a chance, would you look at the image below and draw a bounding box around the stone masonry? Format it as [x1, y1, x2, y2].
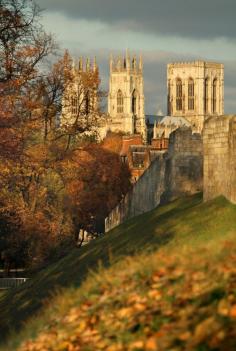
[203, 115, 236, 204]
[161, 127, 203, 203]
[105, 151, 166, 232]
[108, 51, 146, 139]
[167, 61, 224, 132]
[105, 127, 203, 232]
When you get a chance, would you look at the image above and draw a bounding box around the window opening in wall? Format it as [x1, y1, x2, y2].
[213, 78, 217, 114]
[85, 91, 90, 115]
[117, 90, 124, 113]
[132, 89, 137, 114]
[176, 79, 182, 111]
[204, 78, 209, 113]
[71, 95, 77, 115]
[188, 78, 194, 110]
[168, 80, 171, 114]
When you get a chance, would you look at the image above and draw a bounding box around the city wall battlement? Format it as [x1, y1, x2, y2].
[203, 115, 236, 204]
[105, 127, 203, 232]
[106, 115, 236, 233]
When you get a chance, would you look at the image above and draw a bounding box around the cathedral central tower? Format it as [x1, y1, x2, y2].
[108, 51, 146, 139]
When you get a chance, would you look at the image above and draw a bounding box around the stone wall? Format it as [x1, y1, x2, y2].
[203, 115, 236, 204]
[161, 127, 203, 203]
[105, 151, 166, 232]
[105, 127, 203, 232]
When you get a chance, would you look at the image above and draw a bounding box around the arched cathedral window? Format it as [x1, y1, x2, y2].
[204, 78, 209, 113]
[71, 95, 78, 115]
[85, 91, 90, 115]
[117, 90, 124, 113]
[213, 78, 217, 113]
[167, 80, 171, 115]
[188, 78, 194, 110]
[132, 89, 137, 114]
[176, 79, 182, 111]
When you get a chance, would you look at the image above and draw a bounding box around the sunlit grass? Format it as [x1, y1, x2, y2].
[1, 193, 236, 350]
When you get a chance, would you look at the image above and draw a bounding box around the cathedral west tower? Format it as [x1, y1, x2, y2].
[167, 61, 224, 132]
[108, 51, 146, 139]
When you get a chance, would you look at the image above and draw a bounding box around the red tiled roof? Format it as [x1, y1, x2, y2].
[120, 135, 143, 156]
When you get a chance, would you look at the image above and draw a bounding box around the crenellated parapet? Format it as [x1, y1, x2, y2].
[203, 115, 236, 204]
[167, 61, 224, 69]
[110, 50, 143, 73]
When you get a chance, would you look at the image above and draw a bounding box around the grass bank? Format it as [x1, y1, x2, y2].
[1, 193, 236, 350]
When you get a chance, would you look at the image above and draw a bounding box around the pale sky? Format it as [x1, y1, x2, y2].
[38, 0, 236, 114]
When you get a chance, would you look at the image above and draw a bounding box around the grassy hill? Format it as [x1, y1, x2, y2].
[1, 193, 236, 350]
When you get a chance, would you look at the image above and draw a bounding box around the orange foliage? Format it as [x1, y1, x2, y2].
[61, 144, 131, 234]
[102, 132, 124, 154]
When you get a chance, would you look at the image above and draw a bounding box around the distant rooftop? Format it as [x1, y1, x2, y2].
[159, 116, 191, 127]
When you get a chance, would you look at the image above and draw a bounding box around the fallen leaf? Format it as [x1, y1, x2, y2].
[229, 305, 236, 318]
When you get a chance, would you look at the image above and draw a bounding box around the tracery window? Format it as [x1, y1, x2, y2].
[188, 78, 194, 110]
[132, 90, 137, 114]
[71, 95, 77, 115]
[117, 90, 124, 113]
[176, 79, 182, 111]
[85, 91, 90, 115]
[167, 80, 171, 115]
[213, 78, 217, 113]
[204, 78, 209, 113]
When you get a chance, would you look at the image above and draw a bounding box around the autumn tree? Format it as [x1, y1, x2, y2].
[0, 0, 61, 271]
[57, 51, 104, 153]
[0, 1, 131, 272]
[102, 132, 124, 154]
[61, 144, 131, 241]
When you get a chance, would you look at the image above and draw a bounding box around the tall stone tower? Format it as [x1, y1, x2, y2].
[61, 57, 99, 127]
[108, 51, 146, 139]
[167, 61, 224, 132]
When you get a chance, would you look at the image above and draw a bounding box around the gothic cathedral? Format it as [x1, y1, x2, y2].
[167, 61, 224, 132]
[61, 57, 99, 127]
[107, 51, 146, 139]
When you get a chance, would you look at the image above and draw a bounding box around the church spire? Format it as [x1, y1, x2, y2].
[79, 57, 83, 71]
[153, 121, 157, 139]
[110, 53, 113, 72]
[72, 58, 75, 70]
[126, 48, 130, 70]
[93, 56, 98, 72]
[132, 55, 137, 70]
[139, 53, 143, 71]
[86, 57, 90, 72]
[117, 55, 122, 71]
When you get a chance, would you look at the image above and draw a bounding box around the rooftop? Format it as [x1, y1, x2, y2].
[158, 116, 191, 127]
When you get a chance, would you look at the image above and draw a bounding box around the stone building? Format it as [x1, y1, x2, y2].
[105, 127, 203, 232]
[152, 115, 191, 150]
[107, 51, 146, 140]
[61, 57, 99, 127]
[119, 135, 161, 182]
[167, 61, 224, 132]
